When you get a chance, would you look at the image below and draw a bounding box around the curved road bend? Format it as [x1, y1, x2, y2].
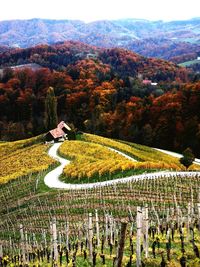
[44, 143, 200, 190]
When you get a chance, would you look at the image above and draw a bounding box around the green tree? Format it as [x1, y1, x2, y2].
[180, 147, 195, 169]
[44, 87, 58, 130]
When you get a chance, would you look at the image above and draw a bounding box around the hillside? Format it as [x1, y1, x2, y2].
[0, 41, 186, 78]
[0, 45, 11, 53]
[0, 18, 200, 61]
[1, 16, 200, 267]
[0, 133, 188, 185]
[127, 38, 200, 63]
[1, 42, 200, 156]
[0, 134, 200, 266]
[1, 42, 198, 155]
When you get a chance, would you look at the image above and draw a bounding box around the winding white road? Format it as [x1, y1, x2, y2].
[107, 147, 137, 162]
[44, 143, 200, 190]
[44, 143, 70, 188]
[154, 148, 200, 165]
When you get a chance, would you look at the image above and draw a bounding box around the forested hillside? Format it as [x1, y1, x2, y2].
[0, 42, 200, 156]
[0, 18, 200, 61]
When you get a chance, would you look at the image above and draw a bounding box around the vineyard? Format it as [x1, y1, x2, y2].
[59, 140, 179, 184]
[0, 135, 57, 184]
[82, 134, 184, 168]
[0, 134, 200, 266]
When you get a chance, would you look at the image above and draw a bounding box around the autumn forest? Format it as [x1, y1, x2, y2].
[0, 41, 200, 156]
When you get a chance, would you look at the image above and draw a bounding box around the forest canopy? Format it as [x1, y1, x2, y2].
[0, 42, 199, 156]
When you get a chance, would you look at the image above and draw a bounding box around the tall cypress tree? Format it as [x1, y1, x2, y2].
[44, 87, 58, 130]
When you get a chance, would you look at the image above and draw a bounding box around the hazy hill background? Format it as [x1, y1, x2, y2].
[0, 18, 200, 62]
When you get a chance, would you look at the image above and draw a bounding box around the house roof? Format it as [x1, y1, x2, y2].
[57, 121, 65, 129]
[50, 128, 65, 139]
[49, 121, 70, 139]
[142, 79, 152, 84]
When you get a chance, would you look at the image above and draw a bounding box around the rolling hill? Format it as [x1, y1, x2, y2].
[1, 16, 200, 267]
[1, 41, 200, 158]
[0, 41, 196, 155]
[0, 41, 188, 80]
[0, 133, 189, 185]
[0, 18, 200, 61]
[0, 134, 200, 266]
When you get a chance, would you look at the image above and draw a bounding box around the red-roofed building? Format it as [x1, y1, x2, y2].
[142, 79, 158, 86]
[142, 79, 152, 85]
[45, 121, 73, 142]
[50, 127, 65, 139]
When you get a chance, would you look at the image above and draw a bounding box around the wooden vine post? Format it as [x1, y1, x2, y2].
[58, 231, 62, 249]
[128, 206, 134, 237]
[143, 204, 149, 258]
[88, 213, 93, 263]
[105, 213, 109, 244]
[151, 202, 160, 234]
[109, 215, 113, 245]
[52, 217, 58, 264]
[136, 206, 142, 267]
[25, 230, 29, 264]
[0, 244, 3, 258]
[190, 187, 194, 216]
[20, 224, 26, 263]
[187, 203, 191, 241]
[115, 220, 128, 267]
[95, 209, 100, 246]
[50, 221, 53, 259]
[43, 229, 47, 248]
[65, 222, 69, 250]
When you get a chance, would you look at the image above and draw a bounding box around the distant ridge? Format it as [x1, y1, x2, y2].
[0, 18, 200, 62]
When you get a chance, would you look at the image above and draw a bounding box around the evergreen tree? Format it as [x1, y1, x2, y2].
[180, 147, 195, 169]
[44, 87, 58, 130]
